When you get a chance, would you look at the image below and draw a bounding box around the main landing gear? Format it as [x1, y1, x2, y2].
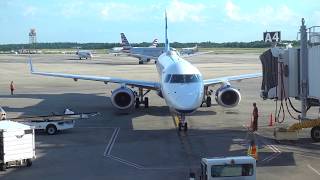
[135, 88, 151, 108]
[201, 87, 212, 107]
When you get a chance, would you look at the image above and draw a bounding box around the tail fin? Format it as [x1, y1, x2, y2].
[150, 39, 158, 47]
[120, 33, 131, 50]
[164, 11, 170, 53]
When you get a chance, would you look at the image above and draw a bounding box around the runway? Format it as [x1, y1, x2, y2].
[0, 53, 319, 179]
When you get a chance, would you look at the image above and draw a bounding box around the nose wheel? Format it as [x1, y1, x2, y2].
[177, 114, 188, 131]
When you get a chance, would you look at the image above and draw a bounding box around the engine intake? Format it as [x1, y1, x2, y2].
[215, 86, 241, 108]
[111, 87, 135, 110]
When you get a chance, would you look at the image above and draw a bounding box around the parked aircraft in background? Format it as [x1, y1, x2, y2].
[28, 12, 261, 131]
[76, 49, 93, 60]
[109, 36, 159, 57]
[120, 33, 163, 64]
[180, 45, 198, 55]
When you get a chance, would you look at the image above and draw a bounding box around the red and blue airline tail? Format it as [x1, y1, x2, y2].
[150, 39, 158, 47]
[120, 33, 131, 51]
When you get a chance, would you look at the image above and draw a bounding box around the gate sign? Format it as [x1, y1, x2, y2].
[263, 31, 281, 42]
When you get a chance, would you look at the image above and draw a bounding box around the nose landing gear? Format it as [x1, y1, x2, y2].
[174, 114, 188, 131]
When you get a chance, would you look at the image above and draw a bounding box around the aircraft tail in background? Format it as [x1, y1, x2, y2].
[149, 39, 158, 47]
[120, 33, 131, 50]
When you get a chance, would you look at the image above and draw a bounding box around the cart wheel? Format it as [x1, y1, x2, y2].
[0, 163, 6, 171]
[46, 124, 57, 135]
[26, 159, 32, 167]
[311, 126, 320, 142]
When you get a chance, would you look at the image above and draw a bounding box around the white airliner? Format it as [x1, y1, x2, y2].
[28, 13, 261, 131]
[76, 49, 93, 60]
[180, 45, 198, 55]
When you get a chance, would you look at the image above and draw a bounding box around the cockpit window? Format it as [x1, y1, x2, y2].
[164, 74, 172, 82]
[169, 74, 200, 83]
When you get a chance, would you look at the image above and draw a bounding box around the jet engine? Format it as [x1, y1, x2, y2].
[215, 85, 241, 108]
[111, 87, 135, 110]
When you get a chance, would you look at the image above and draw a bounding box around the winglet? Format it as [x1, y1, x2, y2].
[28, 58, 34, 73]
[164, 11, 170, 53]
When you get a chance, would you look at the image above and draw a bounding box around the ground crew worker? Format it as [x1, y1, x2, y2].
[252, 102, 258, 131]
[10, 81, 15, 95]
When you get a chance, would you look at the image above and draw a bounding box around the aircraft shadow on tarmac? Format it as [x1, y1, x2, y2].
[0, 93, 217, 117]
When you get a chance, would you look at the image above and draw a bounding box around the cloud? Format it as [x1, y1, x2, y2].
[60, 1, 85, 18]
[167, 0, 208, 22]
[225, 0, 298, 25]
[93, 2, 162, 22]
[23, 5, 37, 17]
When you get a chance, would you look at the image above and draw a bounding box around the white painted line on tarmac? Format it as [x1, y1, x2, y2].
[259, 138, 282, 162]
[108, 155, 144, 169]
[103, 127, 120, 156]
[308, 164, 320, 176]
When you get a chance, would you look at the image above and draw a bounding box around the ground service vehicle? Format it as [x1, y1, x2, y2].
[200, 156, 256, 180]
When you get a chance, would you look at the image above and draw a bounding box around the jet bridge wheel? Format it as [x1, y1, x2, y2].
[46, 124, 57, 135]
[0, 163, 6, 171]
[311, 126, 320, 142]
[26, 159, 32, 167]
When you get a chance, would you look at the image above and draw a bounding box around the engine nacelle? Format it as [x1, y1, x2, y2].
[215, 85, 241, 108]
[111, 87, 135, 110]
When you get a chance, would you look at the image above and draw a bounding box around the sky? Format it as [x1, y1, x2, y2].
[0, 0, 320, 44]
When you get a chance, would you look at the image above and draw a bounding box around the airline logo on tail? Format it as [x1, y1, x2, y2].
[150, 39, 158, 47]
[120, 33, 131, 51]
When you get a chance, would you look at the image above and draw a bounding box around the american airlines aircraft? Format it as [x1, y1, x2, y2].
[109, 36, 159, 57]
[28, 13, 261, 131]
[120, 33, 164, 64]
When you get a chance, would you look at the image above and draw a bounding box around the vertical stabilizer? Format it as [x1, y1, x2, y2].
[165, 11, 170, 52]
[120, 33, 131, 50]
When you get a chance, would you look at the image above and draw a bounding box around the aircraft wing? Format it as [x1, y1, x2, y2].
[28, 59, 160, 90]
[203, 73, 262, 87]
[181, 51, 214, 58]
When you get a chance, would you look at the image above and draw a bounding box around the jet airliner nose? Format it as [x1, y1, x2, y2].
[167, 83, 203, 114]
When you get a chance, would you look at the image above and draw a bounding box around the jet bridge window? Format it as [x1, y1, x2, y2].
[170, 74, 200, 83]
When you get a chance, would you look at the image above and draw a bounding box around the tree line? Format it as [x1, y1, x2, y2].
[0, 40, 299, 51]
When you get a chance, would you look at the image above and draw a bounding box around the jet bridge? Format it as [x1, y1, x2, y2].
[260, 19, 320, 142]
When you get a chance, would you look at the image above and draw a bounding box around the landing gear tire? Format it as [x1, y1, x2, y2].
[46, 124, 57, 135]
[206, 96, 211, 107]
[178, 123, 182, 131]
[311, 126, 320, 142]
[135, 98, 140, 109]
[26, 159, 32, 167]
[144, 97, 149, 108]
[0, 163, 6, 171]
[184, 123, 188, 131]
[139, 61, 143, 64]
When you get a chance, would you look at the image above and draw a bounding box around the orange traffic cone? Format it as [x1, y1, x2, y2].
[247, 140, 258, 161]
[268, 113, 273, 127]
